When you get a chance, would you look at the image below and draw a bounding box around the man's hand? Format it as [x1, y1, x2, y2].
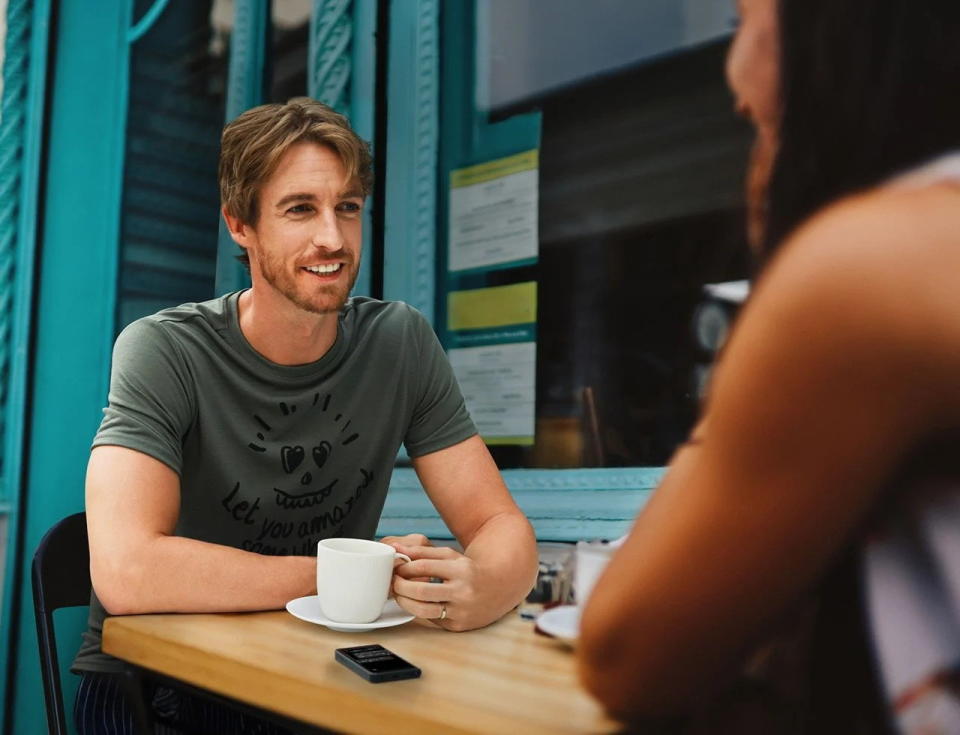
[390, 544, 506, 632]
[399, 436, 538, 632]
[379, 533, 433, 549]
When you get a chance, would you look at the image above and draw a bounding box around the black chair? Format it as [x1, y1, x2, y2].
[32, 513, 156, 735]
[31, 512, 90, 734]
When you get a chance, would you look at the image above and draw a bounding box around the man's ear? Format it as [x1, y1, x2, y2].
[222, 207, 250, 246]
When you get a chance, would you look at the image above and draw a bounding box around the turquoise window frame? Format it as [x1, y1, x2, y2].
[378, 0, 658, 543]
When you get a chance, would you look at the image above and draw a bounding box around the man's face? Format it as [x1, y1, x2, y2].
[236, 142, 364, 314]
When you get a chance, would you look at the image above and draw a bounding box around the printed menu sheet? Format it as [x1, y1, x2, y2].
[448, 150, 539, 272]
[447, 282, 537, 445]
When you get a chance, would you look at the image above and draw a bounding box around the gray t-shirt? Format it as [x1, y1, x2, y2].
[73, 291, 476, 672]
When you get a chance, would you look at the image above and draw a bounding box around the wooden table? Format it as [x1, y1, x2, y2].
[102, 608, 617, 734]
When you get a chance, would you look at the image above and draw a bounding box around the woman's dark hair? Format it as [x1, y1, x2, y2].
[762, 0, 960, 257]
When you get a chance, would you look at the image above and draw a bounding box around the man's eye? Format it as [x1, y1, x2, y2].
[287, 204, 312, 214]
[338, 201, 362, 214]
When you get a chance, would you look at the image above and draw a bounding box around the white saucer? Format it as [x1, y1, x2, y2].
[286, 597, 415, 632]
[536, 605, 581, 644]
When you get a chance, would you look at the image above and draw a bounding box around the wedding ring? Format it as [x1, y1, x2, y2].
[439, 603, 447, 621]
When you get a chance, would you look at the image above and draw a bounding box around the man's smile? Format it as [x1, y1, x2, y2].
[302, 263, 344, 278]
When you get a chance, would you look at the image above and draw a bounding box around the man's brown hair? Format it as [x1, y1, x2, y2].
[219, 97, 373, 233]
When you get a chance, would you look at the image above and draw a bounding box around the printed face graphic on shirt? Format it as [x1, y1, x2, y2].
[220, 391, 374, 556]
[246, 392, 362, 509]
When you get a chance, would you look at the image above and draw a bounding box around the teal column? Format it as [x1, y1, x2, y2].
[382, 0, 439, 318]
[347, 0, 377, 160]
[310, 0, 375, 297]
[309, 0, 352, 115]
[0, 0, 51, 728]
[214, 0, 268, 297]
[349, 0, 376, 297]
[5, 0, 132, 732]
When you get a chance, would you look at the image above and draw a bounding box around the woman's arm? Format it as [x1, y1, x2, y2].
[577, 185, 960, 720]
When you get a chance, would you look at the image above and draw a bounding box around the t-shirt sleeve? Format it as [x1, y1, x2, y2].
[402, 307, 477, 457]
[91, 318, 195, 475]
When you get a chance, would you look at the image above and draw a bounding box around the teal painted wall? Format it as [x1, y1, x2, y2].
[6, 1, 131, 732]
[0, 0, 50, 726]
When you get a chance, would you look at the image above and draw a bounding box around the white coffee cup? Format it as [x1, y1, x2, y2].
[316, 538, 411, 623]
[575, 540, 616, 608]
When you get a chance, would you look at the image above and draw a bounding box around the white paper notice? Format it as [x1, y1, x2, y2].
[448, 342, 535, 443]
[448, 150, 539, 272]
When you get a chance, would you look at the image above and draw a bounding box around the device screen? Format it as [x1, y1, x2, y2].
[337, 645, 417, 673]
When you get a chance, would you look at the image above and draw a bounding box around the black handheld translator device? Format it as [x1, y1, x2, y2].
[335, 644, 422, 683]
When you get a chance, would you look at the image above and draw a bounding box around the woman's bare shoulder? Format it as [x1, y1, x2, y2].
[744, 182, 960, 418]
[767, 183, 960, 300]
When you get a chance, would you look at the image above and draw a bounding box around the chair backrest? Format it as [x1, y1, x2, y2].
[31, 512, 90, 735]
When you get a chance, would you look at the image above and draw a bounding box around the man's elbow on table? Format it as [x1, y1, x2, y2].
[90, 548, 155, 616]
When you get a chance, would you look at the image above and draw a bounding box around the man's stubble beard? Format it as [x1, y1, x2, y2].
[258, 249, 360, 315]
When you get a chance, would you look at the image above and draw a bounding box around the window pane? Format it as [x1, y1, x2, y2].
[481, 0, 732, 113]
[445, 3, 752, 469]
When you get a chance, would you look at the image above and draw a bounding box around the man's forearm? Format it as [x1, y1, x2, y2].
[463, 511, 539, 622]
[93, 535, 315, 616]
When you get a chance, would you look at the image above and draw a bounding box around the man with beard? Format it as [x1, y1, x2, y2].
[72, 99, 538, 735]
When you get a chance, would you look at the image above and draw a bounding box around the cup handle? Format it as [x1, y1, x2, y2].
[394, 552, 412, 564]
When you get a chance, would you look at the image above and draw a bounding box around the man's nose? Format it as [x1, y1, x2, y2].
[310, 209, 344, 252]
